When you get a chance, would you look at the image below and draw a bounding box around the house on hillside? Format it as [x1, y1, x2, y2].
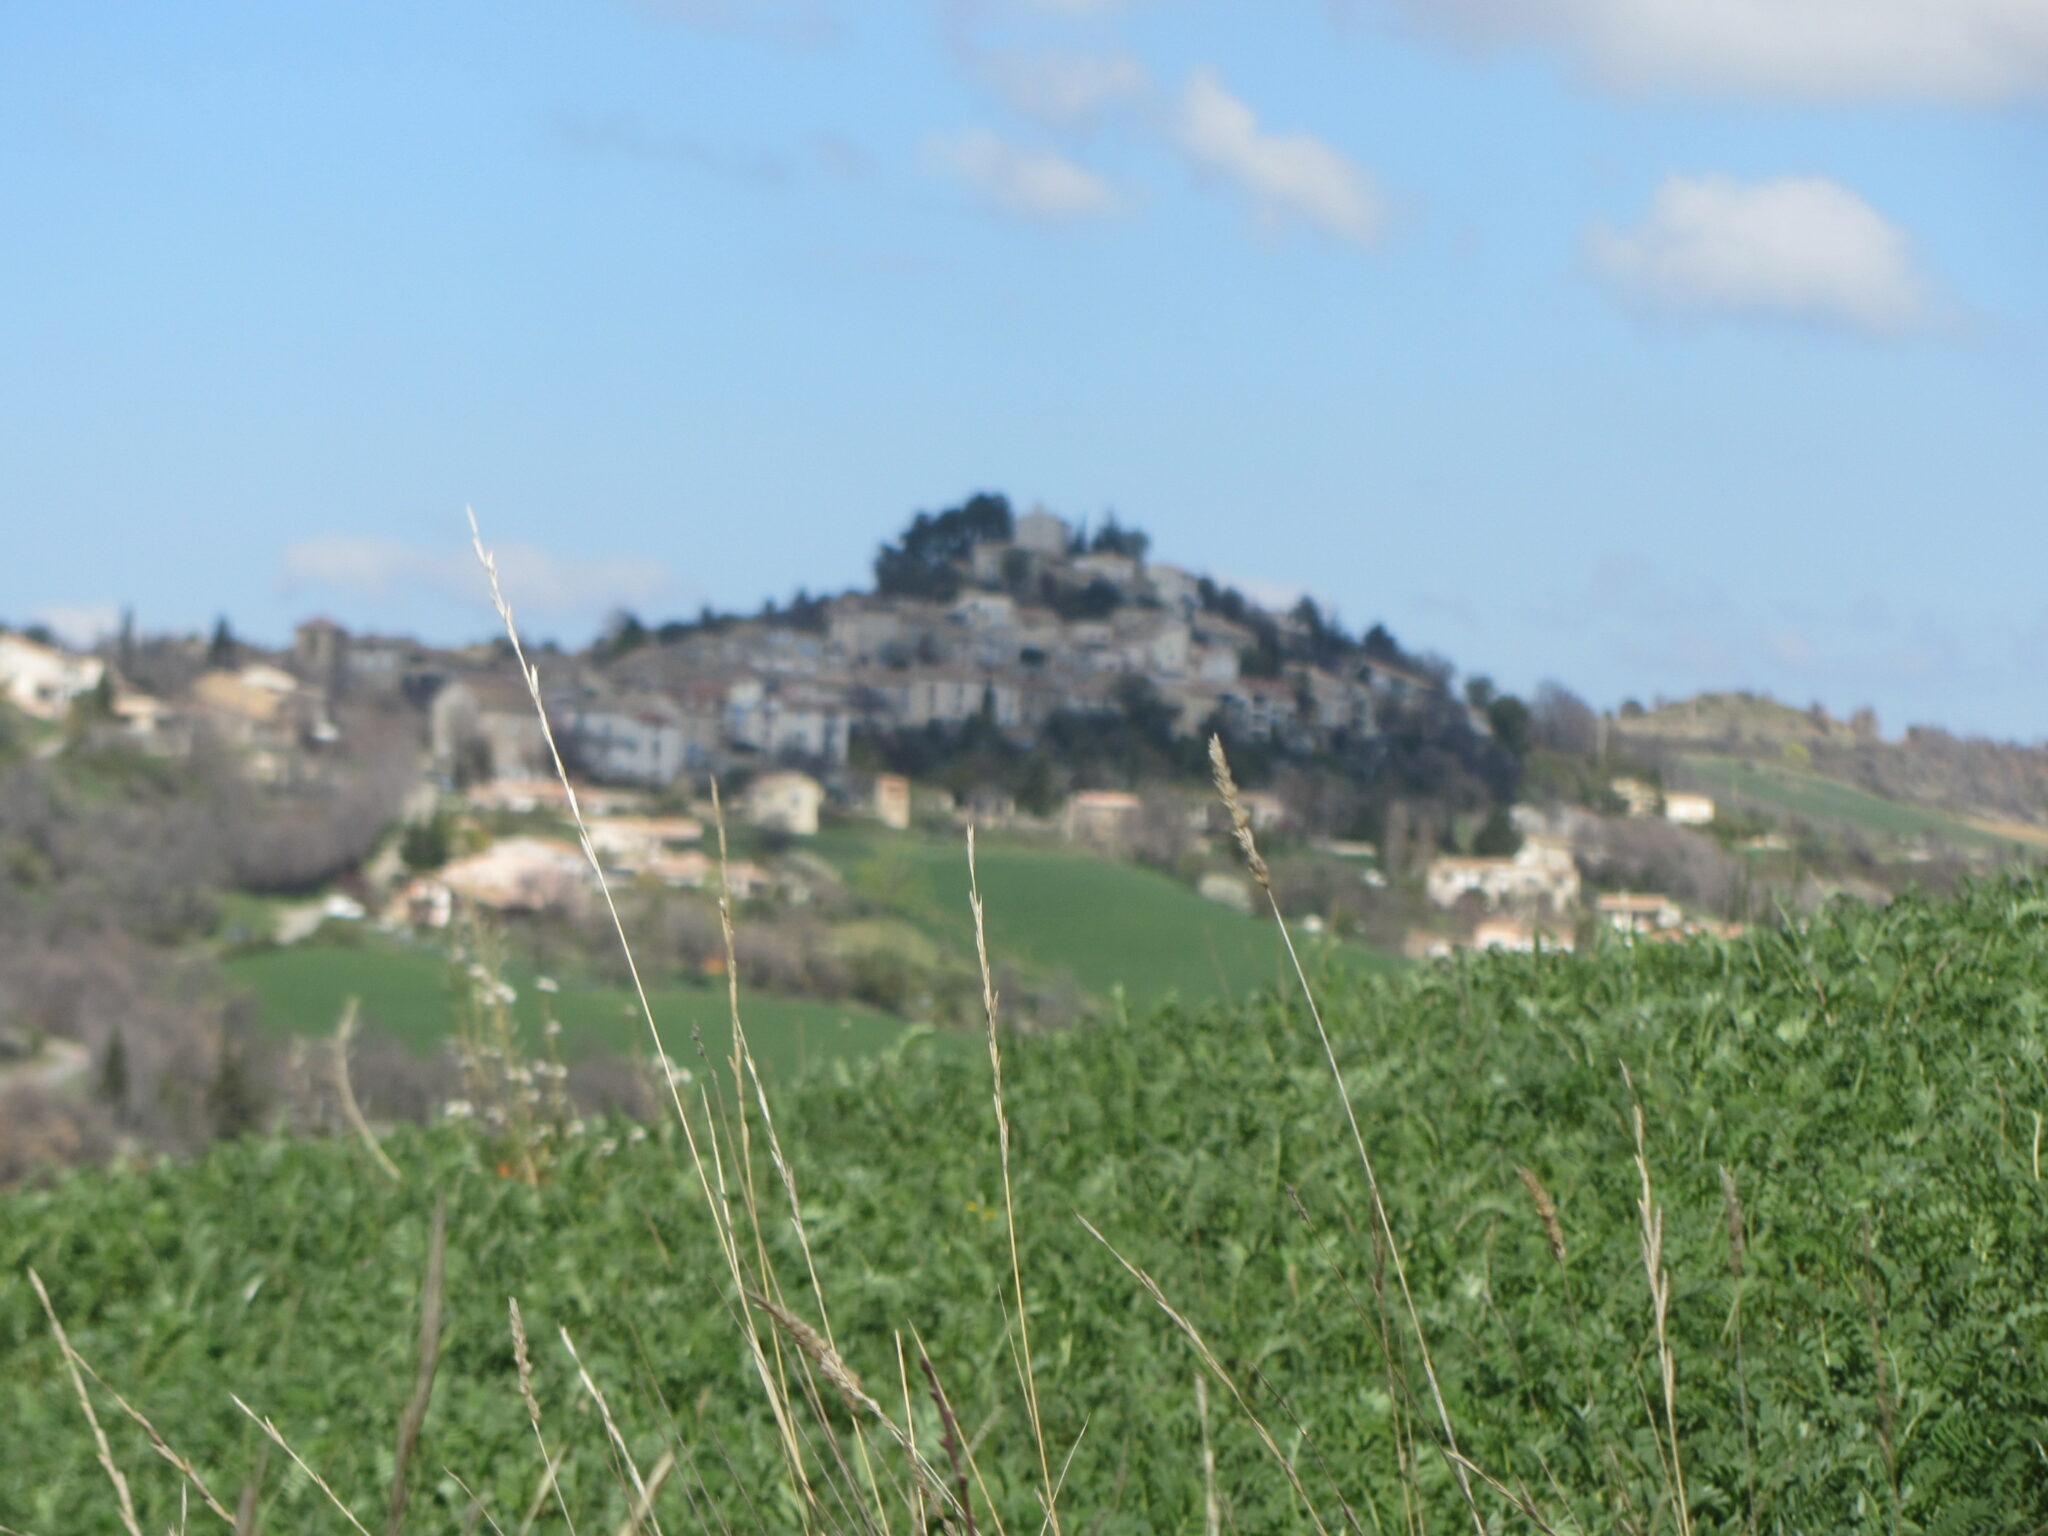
[431, 675, 550, 782]
[439, 837, 590, 915]
[870, 668, 1021, 732]
[0, 633, 106, 720]
[1662, 791, 1716, 826]
[747, 770, 825, 836]
[1610, 777, 1660, 818]
[1357, 656, 1439, 700]
[561, 693, 714, 786]
[586, 816, 703, 872]
[872, 773, 912, 831]
[1596, 892, 1682, 935]
[1426, 836, 1580, 918]
[726, 676, 852, 763]
[190, 663, 334, 778]
[1063, 789, 1143, 849]
[291, 617, 350, 698]
[1014, 507, 1070, 557]
[1146, 565, 1200, 613]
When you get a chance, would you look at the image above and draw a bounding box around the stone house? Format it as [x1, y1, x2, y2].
[1063, 789, 1143, 848]
[431, 675, 550, 782]
[1425, 836, 1581, 918]
[0, 633, 106, 720]
[747, 770, 825, 836]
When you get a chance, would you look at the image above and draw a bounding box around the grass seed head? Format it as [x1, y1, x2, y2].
[1515, 1165, 1566, 1266]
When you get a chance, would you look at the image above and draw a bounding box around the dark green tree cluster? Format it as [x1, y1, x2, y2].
[872, 492, 1015, 601]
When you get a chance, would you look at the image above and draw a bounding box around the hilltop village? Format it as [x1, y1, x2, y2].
[2, 496, 2029, 977]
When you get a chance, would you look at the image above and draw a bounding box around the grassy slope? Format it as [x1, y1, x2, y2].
[10, 879, 2048, 1533]
[226, 835, 1398, 1065]
[853, 832, 1398, 1010]
[1680, 753, 2025, 852]
[225, 941, 919, 1079]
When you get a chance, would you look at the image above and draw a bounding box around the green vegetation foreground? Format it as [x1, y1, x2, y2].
[7, 877, 2048, 1531]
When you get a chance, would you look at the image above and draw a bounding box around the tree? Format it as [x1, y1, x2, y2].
[1089, 514, 1150, 561]
[400, 814, 452, 872]
[873, 492, 1014, 600]
[1487, 695, 1533, 761]
[1472, 805, 1522, 857]
[205, 617, 238, 671]
[1530, 683, 1598, 756]
[597, 610, 649, 661]
[96, 1029, 129, 1110]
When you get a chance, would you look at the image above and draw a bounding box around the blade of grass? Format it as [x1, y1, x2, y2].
[1211, 736, 1485, 1536]
[966, 824, 1062, 1536]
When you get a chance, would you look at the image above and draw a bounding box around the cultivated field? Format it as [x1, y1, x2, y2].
[10, 874, 2046, 1532]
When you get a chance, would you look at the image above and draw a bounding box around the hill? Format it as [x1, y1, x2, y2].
[7, 878, 2048, 1532]
[223, 832, 1399, 1071]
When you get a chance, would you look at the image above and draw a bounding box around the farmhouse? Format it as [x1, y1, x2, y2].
[439, 837, 590, 914]
[0, 633, 105, 720]
[1425, 836, 1580, 917]
[1063, 789, 1143, 848]
[747, 770, 825, 836]
[1596, 892, 1683, 935]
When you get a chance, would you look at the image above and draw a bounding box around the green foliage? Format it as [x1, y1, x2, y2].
[1471, 803, 1522, 857]
[399, 813, 453, 872]
[872, 492, 1013, 600]
[7, 878, 2048, 1531]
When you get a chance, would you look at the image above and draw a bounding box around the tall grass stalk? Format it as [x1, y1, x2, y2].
[29, 1268, 145, 1536]
[1076, 1215, 1334, 1536]
[1622, 1067, 1691, 1536]
[471, 507, 976, 1533]
[966, 824, 1062, 1536]
[1210, 736, 1486, 1535]
[468, 509, 820, 1518]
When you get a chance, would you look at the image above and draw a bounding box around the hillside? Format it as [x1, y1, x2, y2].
[8, 876, 2048, 1532]
[223, 831, 1400, 1073]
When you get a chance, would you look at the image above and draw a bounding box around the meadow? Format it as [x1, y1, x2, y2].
[1680, 753, 2025, 854]
[224, 831, 1397, 1075]
[8, 871, 2047, 1533]
[226, 939, 917, 1080]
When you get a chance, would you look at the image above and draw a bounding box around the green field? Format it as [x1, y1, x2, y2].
[225, 942, 920, 1079]
[12, 877, 2048, 1532]
[824, 829, 1398, 1011]
[227, 835, 1398, 1065]
[1681, 753, 2027, 852]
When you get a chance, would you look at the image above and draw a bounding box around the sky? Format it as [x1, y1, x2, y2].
[3, 1, 2044, 737]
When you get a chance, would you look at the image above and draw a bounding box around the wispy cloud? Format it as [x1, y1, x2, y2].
[1380, 0, 2048, 101]
[1589, 174, 1929, 334]
[977, 49, 1151, 129]
[1173, 70, 1383, 247]
[931, 130, 1121, 221]
[556, 112, 795, 188]
[280, 537, 671, 619]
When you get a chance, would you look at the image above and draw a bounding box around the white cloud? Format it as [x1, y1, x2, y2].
[931, 131, 1121, 221]
[1385, 0, 2048, 101]
[979, 50, 1151, 128]
[1174, 71, 1383, 247]
[1588, 174, 1929, 334]
[280, 537, 670, 618]
[33, 603, 121, 650]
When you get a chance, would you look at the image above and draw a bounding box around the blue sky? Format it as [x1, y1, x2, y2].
[3, 1, 2044, 736]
